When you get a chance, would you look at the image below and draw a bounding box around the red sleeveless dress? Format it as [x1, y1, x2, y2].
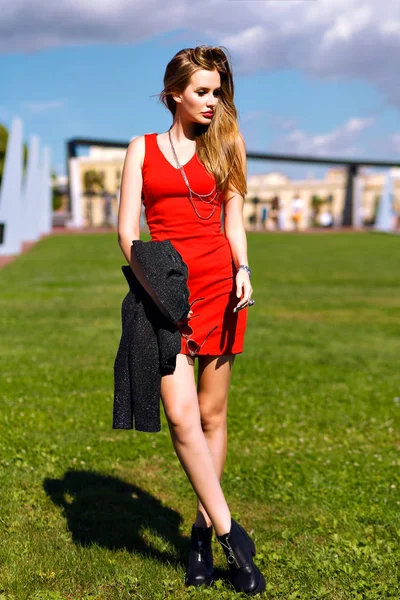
[142, 132, 247, 356]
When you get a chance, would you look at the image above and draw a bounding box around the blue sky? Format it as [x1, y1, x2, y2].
[1, 0, 400, 179]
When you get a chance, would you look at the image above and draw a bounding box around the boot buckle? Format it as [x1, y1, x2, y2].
[219, 538, 241, 568]
[197, 541, 206, 560]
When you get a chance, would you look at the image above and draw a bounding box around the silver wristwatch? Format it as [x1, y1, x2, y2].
[237, 264, 251, 279]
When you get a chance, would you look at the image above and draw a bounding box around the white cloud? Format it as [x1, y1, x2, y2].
[267, 114, 299, 131]
[240, 109, 265, 124]
[322, 7, 373, 46]
[272, 116, 375, 157]
[1, 0, 400, 108]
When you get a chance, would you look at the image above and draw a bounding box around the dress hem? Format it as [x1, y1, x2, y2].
[179, 350, 244, 357]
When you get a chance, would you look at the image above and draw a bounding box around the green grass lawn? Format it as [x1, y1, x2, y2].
[0, 231, 399, 600]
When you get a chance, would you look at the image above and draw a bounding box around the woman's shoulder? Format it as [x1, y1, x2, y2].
[125, 133, 159, 171]
[128, 132, 156, 147]
[125, 135, 144, 162]
[134, 132, 158, 142]
[128, 132, 157, 146]
[126, 133, 156, 159]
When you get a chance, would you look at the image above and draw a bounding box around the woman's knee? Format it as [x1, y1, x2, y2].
[163, 395, 201, 441]
[199, 393, 228, 433]
[160, 353, 199, 440]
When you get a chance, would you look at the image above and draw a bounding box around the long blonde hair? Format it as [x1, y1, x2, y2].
[159, 45, 247, 197]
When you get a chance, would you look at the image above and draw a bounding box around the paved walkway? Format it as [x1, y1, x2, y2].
[0, 241, 37, 270]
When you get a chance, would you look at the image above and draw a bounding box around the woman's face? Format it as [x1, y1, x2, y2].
[173, 69, 221, 124]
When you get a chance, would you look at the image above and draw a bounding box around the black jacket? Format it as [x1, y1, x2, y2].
[113, 239, 190, 432]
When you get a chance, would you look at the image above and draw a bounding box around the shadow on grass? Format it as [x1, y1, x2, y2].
[43, 469, 192, 568]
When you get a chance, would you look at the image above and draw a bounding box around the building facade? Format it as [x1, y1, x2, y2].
[73, 147, 126, 227]
[245, 168, 400, 230]
[65, 146, 400, 230]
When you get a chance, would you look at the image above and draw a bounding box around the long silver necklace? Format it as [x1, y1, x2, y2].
[168, 127, 218, 220]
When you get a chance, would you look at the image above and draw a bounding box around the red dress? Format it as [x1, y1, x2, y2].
[142, 132, 247, 356]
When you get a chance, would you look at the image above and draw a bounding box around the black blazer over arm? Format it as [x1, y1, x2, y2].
[113, 240, 190, 432]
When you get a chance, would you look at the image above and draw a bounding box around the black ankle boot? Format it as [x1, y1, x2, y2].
[185, 523, 214, 587]
[217, 518, 266, 596]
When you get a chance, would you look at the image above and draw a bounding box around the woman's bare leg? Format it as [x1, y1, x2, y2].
[194, 355, 235, 528]
[160, 353, 231, 536]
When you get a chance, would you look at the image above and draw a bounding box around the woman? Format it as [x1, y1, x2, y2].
[117, 45, 265, 596]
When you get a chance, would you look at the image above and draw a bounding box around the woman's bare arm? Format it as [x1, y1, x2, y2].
[117, 136, 173, 320]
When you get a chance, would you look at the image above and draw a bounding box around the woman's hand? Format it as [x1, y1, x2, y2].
[234, 270, 253, 312]
[177, 309, 193, 330]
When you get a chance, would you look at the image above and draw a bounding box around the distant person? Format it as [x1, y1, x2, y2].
[291, 194, 304, 231]
[270, 196, 280, 230]
[104, 191, 113, 226]
[319, 209, 333, 228]
[261, 205, 268, 229]
[115, 45, 264, 595]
